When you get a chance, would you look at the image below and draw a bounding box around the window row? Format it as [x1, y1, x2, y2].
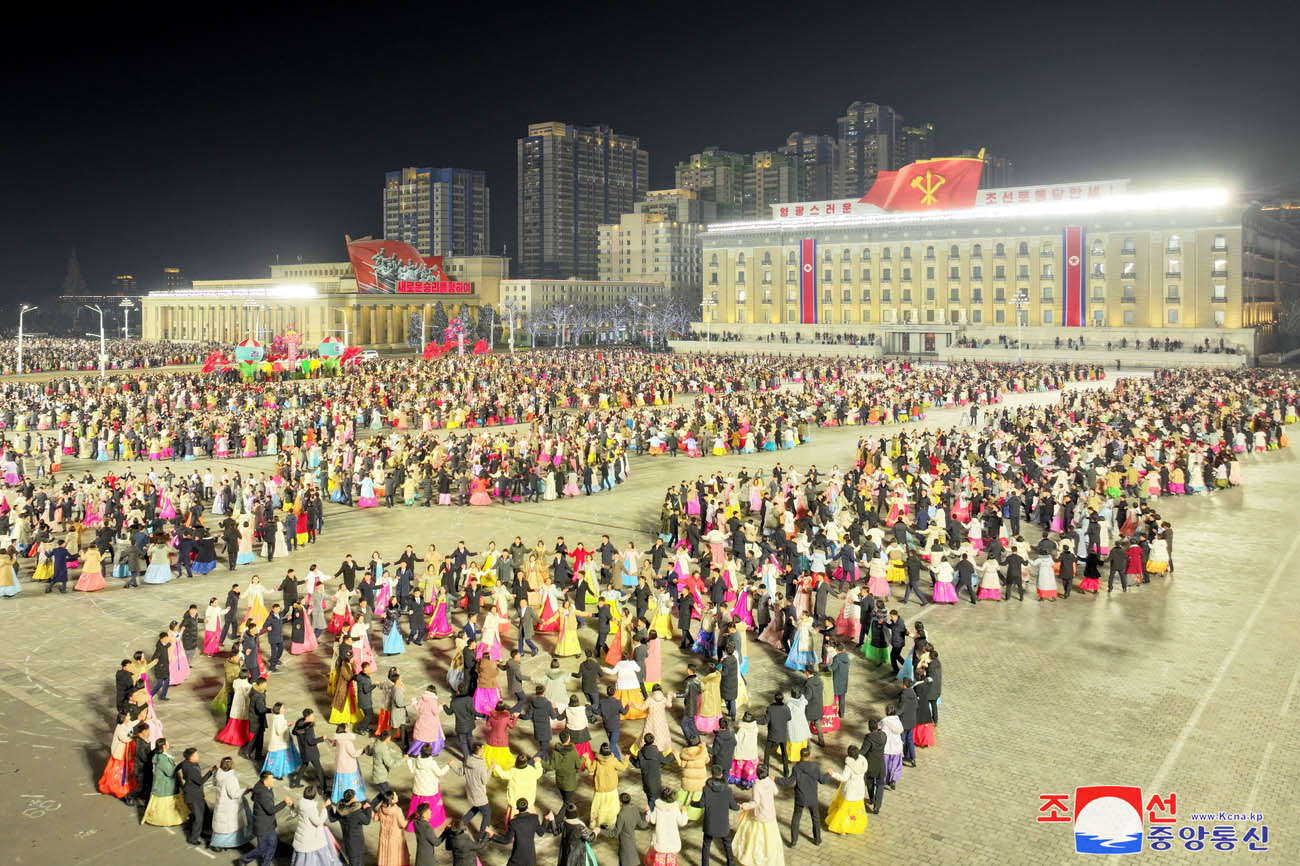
[740, 308, 1229, 327]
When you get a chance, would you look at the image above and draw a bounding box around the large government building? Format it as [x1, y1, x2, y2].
[140, 256, 509, 346]
[699, 180, 1299, 354]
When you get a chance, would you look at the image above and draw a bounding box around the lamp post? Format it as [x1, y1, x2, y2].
[118, 297, 134, 340]
[1013, 289, 1030, 364]
[502, 299, 518, 353]
[700, 297, 718, 343]
[83, 304, 106, 378]
[17, 304, 37, 376]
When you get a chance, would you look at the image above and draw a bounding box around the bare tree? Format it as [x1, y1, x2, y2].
[546, 305, 571, 347]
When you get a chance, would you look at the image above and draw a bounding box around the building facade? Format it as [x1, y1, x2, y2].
[498, 278, 670, 334]
[780, 132, 841, 201]
[961, 149, 1015, 188]
[113, 275, 137, 294]
[141, 256, 508, 346]
[162, 267, 187, 289]
[699, 182, 1298, 352]
[676, 148, 800, 220]
[383, 167, 490, 257]
[516, 122, 649, 280]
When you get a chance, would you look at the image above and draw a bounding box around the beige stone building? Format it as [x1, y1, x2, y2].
[699, 182, 1299, 353]
[141, 256, 509, 347]
[598, 190, 711, 300]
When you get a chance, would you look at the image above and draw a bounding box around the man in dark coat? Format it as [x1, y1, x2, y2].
[329, 794, 372, 866]
[776, 748, 833, 847]
[178, 748, 215, 845]
[591, 686, 625, 760]
[860, 718, 888, 814]
[680, 664, 702, 742]
[491, 800, 557, 866]
[899, 678, 919, 767]
[520, 686, 559, 760]
[630, 733, 673, 808]
[220, 584, 242, 642]
[924, 652, 943, 723]
[243, 678, 269, 762]
[676, 594, 695, 649]
[719, 653, 739, 718]
[575, 651, 602, 708]
[801, 669, 826, 747]
[413, 805, 442, 866]
[240, 771, 290, 866]
[886, 610, 908, 674]
[611, 793, 644, 866]
[759, 692, 792, 775]
[697, 766, 739, 865]
[355, 663, 376, 735]
[445, 689, 477, 760]
[290, 708, 326, 789]
[115, 659, 138, 713]
[709, 717, 737, 776]
[829, 644, 851, 717]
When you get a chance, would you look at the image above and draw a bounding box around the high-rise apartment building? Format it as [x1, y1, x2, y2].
[836, 101, 903, 199]
[674, 148, 747, 221]
[676, 149, 801, 221]
[383, 167, 490, 258]
[516, 122, 649, 279]
[900, 123, 935, 165]
[780, 133, 841, 201]
[113, 275, 137, 294]
[162, 267, 188, 289]
[960, 149, 1016, 188]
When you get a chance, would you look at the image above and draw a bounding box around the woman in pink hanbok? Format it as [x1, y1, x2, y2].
[731, 584, 753, 628]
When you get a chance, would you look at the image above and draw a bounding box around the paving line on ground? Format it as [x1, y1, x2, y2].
[1279, 656, 1300, 716]
[1148, 530, 1300, 794]
[1245, 741, 1274, 814]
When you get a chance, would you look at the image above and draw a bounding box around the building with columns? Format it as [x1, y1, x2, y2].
[698, 180, 1299, 356]
[140, 256, 509, 346]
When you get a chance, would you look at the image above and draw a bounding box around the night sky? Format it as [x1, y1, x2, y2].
[3, 1, 1298, 302]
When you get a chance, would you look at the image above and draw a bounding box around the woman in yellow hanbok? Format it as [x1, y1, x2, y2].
[647, 588, 673, 640]
[244, 575, 271, 629]
[549, 600, 581, 657]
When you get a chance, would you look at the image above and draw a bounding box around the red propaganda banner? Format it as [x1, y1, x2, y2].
[396, 281, 472, 295]
[346, 237, 448, 293]
[799, 238, 817, 324]
[860, 156, 984, 211]
[1062, 226, 1084, 327]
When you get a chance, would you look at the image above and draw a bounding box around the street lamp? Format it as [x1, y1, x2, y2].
[17, 304, 37, 376]
[118, 297, 134, 340]
[83, 304, 106, 378]
[1012, 289, 1030, 364]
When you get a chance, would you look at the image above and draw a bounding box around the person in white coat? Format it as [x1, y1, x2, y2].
[643, 790, 688, 864]
[824, 746, 869, 834]
[289, 789, 340, 866]
[208, 757, 250, 850]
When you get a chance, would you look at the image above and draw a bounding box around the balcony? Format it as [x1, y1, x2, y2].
[1121, 271, 1136, 280]
[1165, 272, 1183, 279]
[1121, 295, 1137, 303]
[1211, 269, 1228, 278]
[1041, 249, 1054, 257]
[1121, 247, 1137, 255]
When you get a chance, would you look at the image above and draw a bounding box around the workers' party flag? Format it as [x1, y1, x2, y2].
[860, 156, 984, 211]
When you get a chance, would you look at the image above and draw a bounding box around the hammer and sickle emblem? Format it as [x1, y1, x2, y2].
[910, 170, 946, 205]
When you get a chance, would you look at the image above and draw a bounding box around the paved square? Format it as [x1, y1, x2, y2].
[2, 371, 1297, 866]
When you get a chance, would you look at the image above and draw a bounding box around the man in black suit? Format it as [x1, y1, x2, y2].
[277, 570, 300, 609]
[445, 689, 477, 760]
[115, 659, 138, 713]
[334, 555, 359, 591]
[178, 748, 215, 845]
[777, 747, 833, 847]
[759, 692, 792, 776]
[263, 604, 286, 672]
[697, 765, 739, 866]
[860, 718, 888, 814]
[219, 585, 241, 643]
[407, 591, 426, 646]
[290, 708, 326, 789]
[150, 632, 172, 701]
[355, 662, 376, 735]
[593, 603, 612, 656]
[898, 678, 919, 767]
[591, 686, 624, 760]
[240, 771, 290, 865]
[680, 664, 702, 742]
[886, 610, 908, 674]
[176, 531, 195, 579]
[490, 799, 557, 865]
[243, 678, 270, 762]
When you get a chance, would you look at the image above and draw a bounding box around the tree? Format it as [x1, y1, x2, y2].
[546, 305, 571, 347]
[430, 302, 449, 337]
[476, 304, 496, 343]
[525, 313, 543, 348]
[407, 312, 423, 348]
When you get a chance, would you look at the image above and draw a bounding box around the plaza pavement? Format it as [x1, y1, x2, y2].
[1, 371, 1297, 865]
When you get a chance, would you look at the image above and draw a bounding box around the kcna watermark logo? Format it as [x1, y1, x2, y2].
[1037, 786, 1270, 854]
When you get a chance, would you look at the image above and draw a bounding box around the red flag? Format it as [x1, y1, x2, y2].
[860, 157, 984, 211]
